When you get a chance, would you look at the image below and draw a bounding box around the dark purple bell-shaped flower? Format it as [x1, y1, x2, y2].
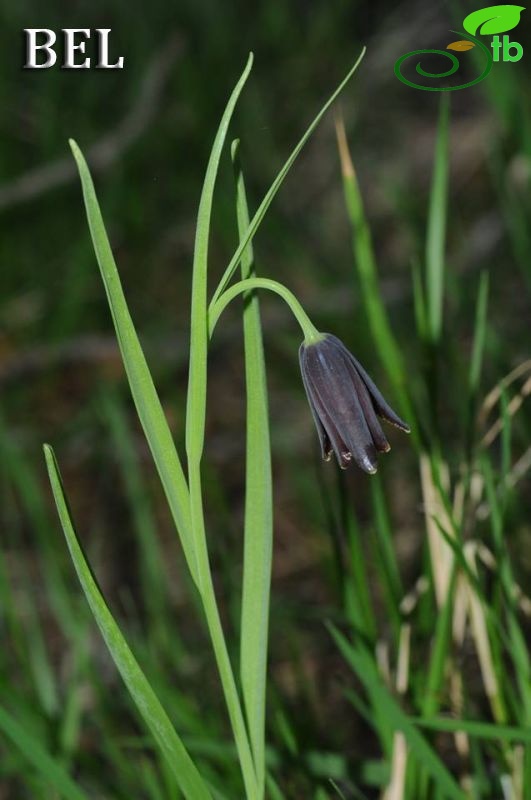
[299, 334, 410, 473]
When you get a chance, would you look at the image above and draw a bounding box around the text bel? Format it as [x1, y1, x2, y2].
[24, 29, 124, 70]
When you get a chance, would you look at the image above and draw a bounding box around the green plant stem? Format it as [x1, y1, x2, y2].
[182, 55, 258, 795]
[209, 278, 321, 342]
[188, 459, 258, 798]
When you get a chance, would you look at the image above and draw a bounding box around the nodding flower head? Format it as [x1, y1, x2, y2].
[299, 334, 410, 474]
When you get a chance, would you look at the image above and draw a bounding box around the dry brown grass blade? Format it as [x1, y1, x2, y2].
[399, 576, 429, 616]
[334, 110, 355, 179]
[382, 624, 410, 800]
[463, 543, 505, 723]
[384, 733, 408, 800]
[479, 361, 531, 448]
[420, 453, 455, 607]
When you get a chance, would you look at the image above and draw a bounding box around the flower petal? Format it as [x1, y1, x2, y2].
[299, 350, 333, 461]
[300, 344, 353, 468]
[344, 358, 391, 453]
[310, 338, 378, 473]
[345, 350, 410, 433]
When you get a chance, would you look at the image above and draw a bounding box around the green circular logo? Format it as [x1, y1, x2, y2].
[394, 31, 493, 91]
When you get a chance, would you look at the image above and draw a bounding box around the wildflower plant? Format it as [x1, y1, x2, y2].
[43, 50, 378, 799]
[21, 38, 529, 800]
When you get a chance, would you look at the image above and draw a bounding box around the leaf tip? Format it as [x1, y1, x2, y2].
[231, 138, 240, 160]
[69, 140, 86, 172]
[43, 443, 56, 475]
[334, 112, 355, 179]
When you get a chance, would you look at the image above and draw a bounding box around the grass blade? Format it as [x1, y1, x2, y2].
[411, 256, 428, 346]
[468, 271, 489, 398]
[0, 705, 88, 800]
[412, 717, 531, 743]
[481, 455, 531, 724]
[232, 138, 273, 799]
[421, 567, 456, 718]
[369, 476, 403, 636]
[43, 444, 212, 800]
[425, 95, 450, 346]
[339, 474, 377, 643]
[334, 112, 413, 427]
[329, 625, 465, 799]
[0, 413, 78, 637]
[466, 271, 490, 452]
[68, 140, 196, 585]
[210, 48, 366, 307]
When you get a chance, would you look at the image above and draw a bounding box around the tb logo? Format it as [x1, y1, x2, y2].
[491, 34, 523, 61]
[395, 4, 525, 91]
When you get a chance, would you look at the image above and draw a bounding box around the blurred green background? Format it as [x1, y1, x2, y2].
[1, 1, 530, 797]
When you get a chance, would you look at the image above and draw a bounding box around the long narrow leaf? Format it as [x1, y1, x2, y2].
[0, 413, 77, 636]
[69, 140, 196, 585]
[232, 138, 273, 799]
[334, 112, 413, 428]
[421, 567, 457, 718]
[468, 271, 489, 397]
[425, 96, 450, 346]
[186, 53, 254, 462]
[466, 271, 489, 451]
[370, 476, 403, 636]
[210, 48, 366, 307]
[43, 444, 211, 800]
[412, 717, 531, 743]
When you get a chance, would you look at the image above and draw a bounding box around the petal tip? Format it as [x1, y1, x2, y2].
[383, 417, 411, 434]
[362, 455, 378, 474]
